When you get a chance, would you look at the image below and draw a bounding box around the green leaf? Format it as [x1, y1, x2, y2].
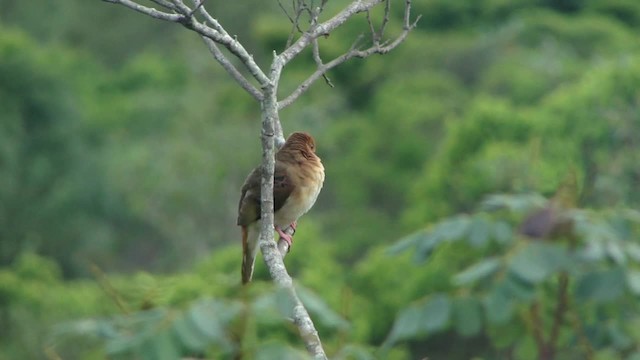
[513, 336, 537, 360]
[487, 321, 526, 349]
[594, 348, 618, 360]
[413, 233, 441, 263]
[422, 294, 451, 332]
[186, 299, 236, 352]
[508, 243, 570, 284]
[253, 290, 294, 324]
[172, 314, 211, 352]
[255, 343, 311, 360]
[608, 323, 633, 349]
[395, 215, 474, 263]
[104, 309, 166, 355]
[453, 257, 501, 286]
[468, 216, 491, 247]
[606, 241, 627, 265]
[334, 345, 375, 360]
[387, 230, 429, 255]
[105, 333, 144, 355]
[500, 275, 535, 302]
[580, 240, 606, 261]
[626, 352, 640, 360]
[481, 193, 546, 213]
[435, 215, 472, 241]
[484, 288, 514, 324]
[150, 328, 181, 360]
[296, 285, 349, 330]
[493, 221, 513, 243]
[626, 270, 640, 295]
[386, 304, 424, 344]
[385, 294, 451, 344]
[452, 297, 482, 337]
[626, 243, 640, 262]
[576, 268, 625, 303]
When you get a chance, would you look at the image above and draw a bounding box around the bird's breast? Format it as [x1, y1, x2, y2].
[274, 166, 324, 227]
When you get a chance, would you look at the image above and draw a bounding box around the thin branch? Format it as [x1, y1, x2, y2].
[187, 0, 204, 16]
[568, 299, 594, 360]
[279, 0, 303, 49]
[201, 37, 263, 101]
[278, 0, 295, 23]
[366, 11, 378, 43]
[278, 0, 419, 109]
[379, 0, 391, 40]
[89, 264, 130, 315]
[548, 272, 569, 359]
[190, 0, 224, 33]
[150, 0, 178, 11]
[278, 0, 385, 66]
[103, 0, 271, 87]
[529, 302, 547, 359]
[311, 39, 335, 88]
[103, 0, 183, 21]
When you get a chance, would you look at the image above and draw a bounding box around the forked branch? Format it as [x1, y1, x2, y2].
[278, 0, 419, 109]
[103, 0, 270, 92]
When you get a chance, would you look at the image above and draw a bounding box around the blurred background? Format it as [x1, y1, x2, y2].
[1, 0, 640, 359]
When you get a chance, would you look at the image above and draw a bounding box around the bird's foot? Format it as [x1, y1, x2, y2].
[288, 221, 297, 235]
[275, 225, 293, 252]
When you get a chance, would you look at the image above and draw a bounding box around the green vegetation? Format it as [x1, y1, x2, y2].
[1, 0, 640, 358]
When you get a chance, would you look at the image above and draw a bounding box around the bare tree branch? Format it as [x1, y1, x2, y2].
[201, 37, 263, 101]
[279, 0, 385, 66]
[312, 39, 335, 88]
[103, 0, 271, 87]
[279, 0, 419, 109]
[103, 0, 182, 21]
[279, 0, 305, 49]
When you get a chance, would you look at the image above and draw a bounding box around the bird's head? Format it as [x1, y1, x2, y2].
[283, 132, 317, 154]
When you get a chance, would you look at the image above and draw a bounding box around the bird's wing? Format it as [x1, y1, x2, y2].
[274, 162, 295, 213]
[237, 162, 295, 226]
[237, 167, 261, 226]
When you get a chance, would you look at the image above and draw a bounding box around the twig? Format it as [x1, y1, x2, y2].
[278, 0, 419, 109]
[568, 299, 594, 360]
[103, 0, 270, 87]
[89, 264, 130, 314]
[201, 37, 263, 101]
[379, 0, 391, 41]
[548, 272, 570, 359]
[279, 0, 304, 48]
[311, 39, 334, 88]
[103, 0, 182, 21]
[529, 302, 548, 359]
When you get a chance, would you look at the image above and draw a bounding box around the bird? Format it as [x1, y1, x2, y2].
[237, 132, 325, 284]
[519, 171, 578, 241]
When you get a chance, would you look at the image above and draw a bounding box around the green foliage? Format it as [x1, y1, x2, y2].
[388, 194, 640, 357]
[508, 243, 571, 284]
[386, 293, 452, 344]
[53, 285, 350, 359]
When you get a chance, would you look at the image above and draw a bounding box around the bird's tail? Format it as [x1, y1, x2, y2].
[241, 225, 258, 284]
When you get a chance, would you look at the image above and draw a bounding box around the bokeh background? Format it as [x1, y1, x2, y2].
[2, 0, 640, 359]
